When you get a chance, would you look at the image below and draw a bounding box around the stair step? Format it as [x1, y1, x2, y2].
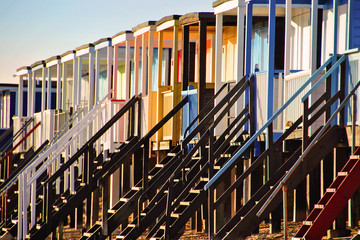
[338, 171, 348, 176]
[303, 220, 313, 226]
[326, 188, 336, 193]
[167, 153, 176, 157]
[155, 164, 164, 168]
[189, 189, 201, 194]
[106, 157, 111, 161]
[120, 198, 129, 202]
[314, 204, 324, 209]
[230, 142, 242, 146]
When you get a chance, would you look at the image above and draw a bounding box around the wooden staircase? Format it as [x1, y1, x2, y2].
[293, 148, 360, 240]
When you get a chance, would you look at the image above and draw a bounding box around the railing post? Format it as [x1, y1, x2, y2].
[143, 138, 149, 190]
[208, 128, 214, 238]
[249, 76, 255, 159]
[101, 176, 109, 236]
[325, 62, 332, 121]
[339, 59, 346, 126]
[165, 178, 173, 240]
[302, 98, 309, 152]
[131, 103, 135, 137]
[138, 97, 142, 137]
[352, 94, 357, 153]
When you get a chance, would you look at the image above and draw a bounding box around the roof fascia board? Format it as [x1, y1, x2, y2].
[17, 69, 32, 76]
[134, 26, 156, 37]
[61, 53, 76, 63]
[112, 33, 134, 45]
[76, 46, 95, 57]
[95, 40, 112, 51]
[214, 0, 244, 14]
[156, 20, 177, 32]
[46, 59, 61, 68]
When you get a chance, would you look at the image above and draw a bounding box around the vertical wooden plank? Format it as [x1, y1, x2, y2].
[310, 0, 318, 74]
[47, 68, 52, 110]
[72, 57, 78, 109]
[95, 49, 101, 103]
[62, 62, 66, 110]
[27, 72, 33, 117]
[182, 25, 189, 91]
[198, 20, 207, 115]
[134, 36, 141, 96]
[284, 0, 292, 76]
[77, 57, 82, 106]
[31, 72, 36, 116]
[214, 13, 223, 136]
[89, 50, 95, 109]
[172, 23, 180, 143]
[18, 76, 24, 117]
[102, 177, 109, 235]
[42, 68, 47, 111]
[156, 31, 164, 144]
[57, 63, 62, 110]
[125, 41, 131, 100]
[142, 34, 148, 96]
[113, 45, 119, 99]
[107, 46, 113, 96]
[148, 31, 155, 139]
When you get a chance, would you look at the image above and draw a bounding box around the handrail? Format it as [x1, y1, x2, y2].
[26, 93, 127, 186]
[301, 55, 347, 102]
[204, 57, 334, 190]
[43, 95, 140, 184]
[257, 78, 360, 217]
[0, 90, 113, 195]
[49, 107, 83, 145]
[138, 77, 249, 203]
[0, 117, 34, 155]
[183, 81, 232, 138]
[0, 121, 41, 164]
[183, 76, 247, 144]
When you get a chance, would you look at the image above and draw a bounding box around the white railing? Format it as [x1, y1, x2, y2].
[284, 70, 325, 133]
[17, 91, 121, 239]
[255, 72, 284, 133]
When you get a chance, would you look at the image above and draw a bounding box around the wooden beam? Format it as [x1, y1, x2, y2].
[57, 63, 62, 110]
[198, 20, 207, 114]
[47, 68, 52, 110]
[284, 0, 292, 76]
[182, 25, 189, 91]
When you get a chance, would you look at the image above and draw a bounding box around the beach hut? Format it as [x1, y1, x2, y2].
[155, 15, 182, 154]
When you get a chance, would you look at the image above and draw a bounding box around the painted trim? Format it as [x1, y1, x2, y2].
[31, 64, 45, 72]
[112, 33, 134, 45]
[76, 46, 95, 57]
[214, 0, 245, 14]
[61, 53, 76, 63]
[46, 59, 61, 68]
[156, 20, 176, 32]
[17, 69, 32, 76]
[134, 26, 156, 37]
[95, 40, 112, 50]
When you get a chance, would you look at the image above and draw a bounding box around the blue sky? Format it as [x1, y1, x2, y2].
[0, 0, 213, 84]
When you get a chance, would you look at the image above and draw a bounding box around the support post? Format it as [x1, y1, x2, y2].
[47, 67, 52, 110]
[89, 50, 95, 109]
[284, 0, 292, 76]
[57, 63, 62, 110]
[18, 76, 24, 117]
